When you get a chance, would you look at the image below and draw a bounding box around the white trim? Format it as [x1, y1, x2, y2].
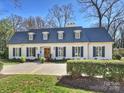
[42, 32, 49, 34]
[57, 31, 64, 33]
[74, 30, 81, 33]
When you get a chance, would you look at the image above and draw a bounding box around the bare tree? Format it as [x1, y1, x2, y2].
[78, 0, 120, 28]
[9, 14, 24, 31]
[35, 16, 45, 28]
[45, 15, 57, 28]
[11, 0, 21, 8]
[24, 16, 36, 29]
[104, 2, 124, 30]
[110, 20, 124, 41]
[24, 16, 46, 29]
[62, 4, 74, 27]
[48, 4, 74, 27]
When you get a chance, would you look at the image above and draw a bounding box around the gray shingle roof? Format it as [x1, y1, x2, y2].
[8, 26, 113, 44]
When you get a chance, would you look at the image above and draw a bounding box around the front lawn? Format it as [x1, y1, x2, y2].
[0, 75, 97, 93]
[0, 59, 20, 65]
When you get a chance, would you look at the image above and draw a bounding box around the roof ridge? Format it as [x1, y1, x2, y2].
[15, 26, 83, 32]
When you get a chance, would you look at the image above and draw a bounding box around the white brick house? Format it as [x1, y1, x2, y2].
[8, 26, 113, 60]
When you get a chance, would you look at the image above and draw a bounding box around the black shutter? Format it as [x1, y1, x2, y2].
[72, 47, 75, 57]
[81, 46, 83, 57]
[19, 48, 21, 56]
[27, 48, 29, 57]
[63, 33, 64, 39]
[56, 47, 58, 57]
[93, 47, 96, 57]
[64, 47, 66, 57]
[13, 48, 15, 57]
[33, 47, 36, 57]
[47, 34, 49, 40]
[102, 46, 105, 57]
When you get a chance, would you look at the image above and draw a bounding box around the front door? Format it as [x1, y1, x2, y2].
[44, 48, 51, 58]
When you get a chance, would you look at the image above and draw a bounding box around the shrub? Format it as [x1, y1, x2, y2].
[113, 54, 121, 60]
[39, 57, 45, 63]
[50, 59, 67, 63]
[67, 60, 124, 81]
[0, 49, 8, 59]
[0, 62, 3, 71]
[21, 56, 26, 63]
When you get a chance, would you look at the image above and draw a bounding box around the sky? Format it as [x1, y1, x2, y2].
[0, 0, 94, 27]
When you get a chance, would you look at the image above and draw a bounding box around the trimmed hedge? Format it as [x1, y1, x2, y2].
[67, 60, 124, 81]
[0, 62, 3, 71]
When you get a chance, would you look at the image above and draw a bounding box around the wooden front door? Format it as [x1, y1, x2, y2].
[44, 48, 51, 58]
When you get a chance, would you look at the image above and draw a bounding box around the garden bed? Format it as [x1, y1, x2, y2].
[58, 76, 124, 93]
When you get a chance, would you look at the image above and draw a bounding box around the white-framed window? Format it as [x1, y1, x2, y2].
[29, 34, 33, 40]
[72, 46, 83, 57]
[74, 47, 81, 57]
[58, 31, 64, 39]
[27, 47, 36, 57]
[13, 48, 21, 57]
[42, 32, 49, 40]
[28, 32, 35, 40]
[58, 47, 64, 57]
[93, 46, 105, 57]
[96, 47, 102, 57]
[74, 30, 81, 39]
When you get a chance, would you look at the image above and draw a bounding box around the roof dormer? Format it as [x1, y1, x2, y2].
[42, 32, 49, 40]
[28, 32, 35, 40]
[57, 31, 64, 40]
[74, 30, 81, 39]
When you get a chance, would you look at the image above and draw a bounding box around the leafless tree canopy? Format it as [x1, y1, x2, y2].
[78, 0, 124, 47]
[48, 4, 74, 27]
[11, 0, 21, 8]
[78, 0, 121, 28]
[9, 14, 24, 31]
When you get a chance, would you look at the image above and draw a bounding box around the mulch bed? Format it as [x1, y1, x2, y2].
[57, 76, 124, 93]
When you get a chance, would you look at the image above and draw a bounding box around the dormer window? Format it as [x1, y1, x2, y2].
[58, 31, 64, 39]
[74, 30, 81, 39]
[42, 32, 49, 40]
[28, 32, 35, 40]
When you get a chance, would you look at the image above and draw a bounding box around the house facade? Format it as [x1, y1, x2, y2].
[8, 26, 113, 60]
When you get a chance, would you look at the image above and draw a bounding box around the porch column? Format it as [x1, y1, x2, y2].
[51, 46, 55, 59]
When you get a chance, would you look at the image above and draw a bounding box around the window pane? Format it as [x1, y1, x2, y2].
[57, 47, 64, 57]
[15, 48, 21, 57]
[58, 33, 63, 39]
[75, 32, 80, 39]
[27, 47, 35, 57]
[95, 46, 103, 57]
[29, 35, 33, 40]
[74, 46, 81, 57]
[43, 34, 48, 40]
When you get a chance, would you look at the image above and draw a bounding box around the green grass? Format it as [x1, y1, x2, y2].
[0, 75, 97, 93]
[0, 59, 20, 65]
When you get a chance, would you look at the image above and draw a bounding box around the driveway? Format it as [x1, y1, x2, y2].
[0, 63, 67, 75]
